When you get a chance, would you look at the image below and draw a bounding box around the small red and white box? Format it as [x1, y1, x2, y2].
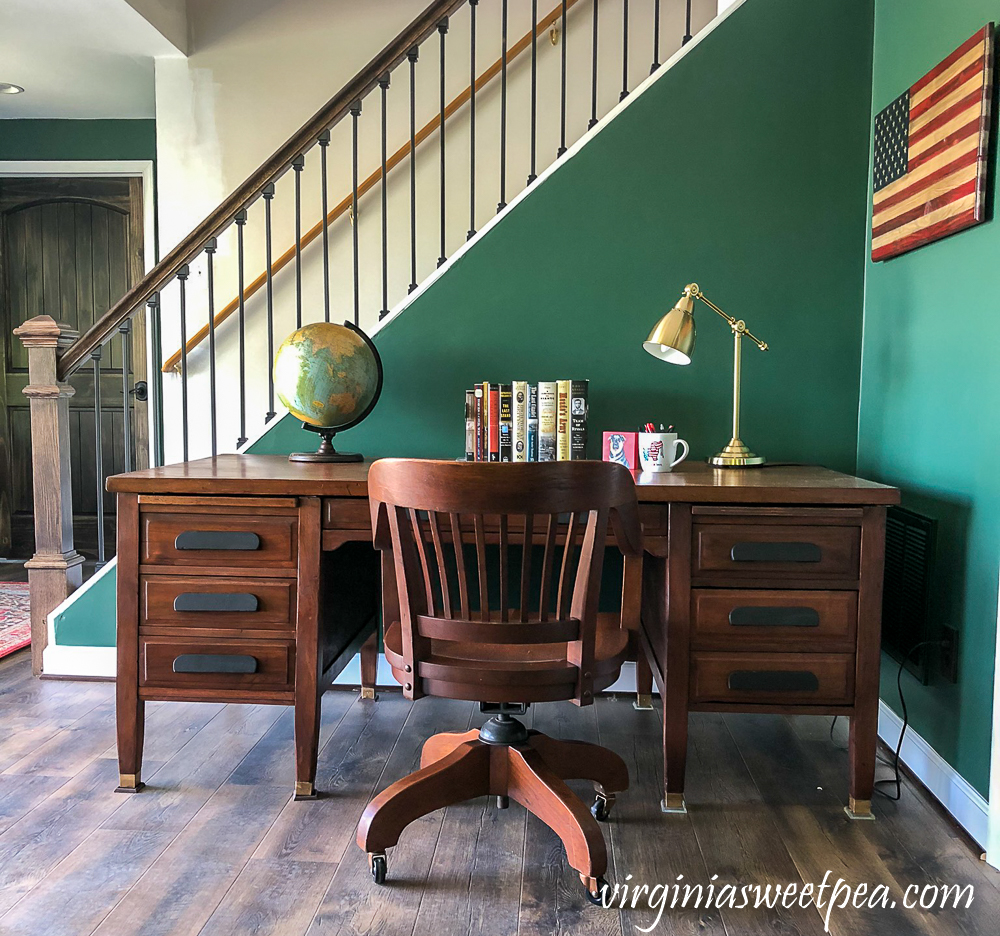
[602, 431, 639, 470]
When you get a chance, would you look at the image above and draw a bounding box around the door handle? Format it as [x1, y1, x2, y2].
[128, 380, 148, 402]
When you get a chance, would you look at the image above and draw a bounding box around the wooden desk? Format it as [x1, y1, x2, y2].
[108, 456, 898, 814]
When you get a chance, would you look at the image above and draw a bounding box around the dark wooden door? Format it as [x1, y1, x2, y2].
[0, 177, 147, 560]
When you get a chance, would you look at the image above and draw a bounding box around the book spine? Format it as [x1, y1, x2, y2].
[569, 379, 589, 460]
[526, 384, 539, 462]
[556, 380, 571, 461]
[474, 385, 484, 461]
[499, 384, 513, 462]
[488, 384, 500, 461]
[512, 381, 527, 462]
[465, 389, 476, 461]
[538, 382, 557, 462]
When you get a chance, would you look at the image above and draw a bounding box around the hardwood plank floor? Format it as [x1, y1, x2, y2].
[0, 649, 996, 936]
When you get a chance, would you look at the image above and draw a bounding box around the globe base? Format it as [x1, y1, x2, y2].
[288, 425, 364, 464]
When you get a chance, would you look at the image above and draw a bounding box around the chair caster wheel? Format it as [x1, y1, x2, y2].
[584, 876, 612, 906]
[496, 795, 509, 809]
[590, 793, 614, 822]
[369, 853, 387, 885]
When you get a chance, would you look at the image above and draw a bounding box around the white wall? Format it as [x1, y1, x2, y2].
[154, 0, 717, 462]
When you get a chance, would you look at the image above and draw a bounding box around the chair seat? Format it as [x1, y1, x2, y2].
[383, 613, 629, 703]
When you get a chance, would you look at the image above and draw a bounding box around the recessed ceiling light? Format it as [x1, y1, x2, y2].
[0, 83, 25, 95]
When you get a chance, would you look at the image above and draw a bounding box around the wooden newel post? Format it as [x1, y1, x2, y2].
[13, 315, 85, 676]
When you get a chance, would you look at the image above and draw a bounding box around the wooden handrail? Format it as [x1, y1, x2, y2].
[161, 0, 582, 374]
[57, 0, 468, 380]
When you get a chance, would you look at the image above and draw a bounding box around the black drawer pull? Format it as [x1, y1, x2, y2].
[174, 531, 261, 551]
[727, 670, 820, 692]
[173, 593, 259, 613]
[729, 606, 820, 628]
[172, 653, 258, 674]
[730, 542, 822, 563]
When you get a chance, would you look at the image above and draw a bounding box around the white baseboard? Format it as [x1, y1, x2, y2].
[42, 644, 116, 679]
[878, 701, 988, 849]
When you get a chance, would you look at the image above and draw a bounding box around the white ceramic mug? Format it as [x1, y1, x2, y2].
[638, 432, 689, 472]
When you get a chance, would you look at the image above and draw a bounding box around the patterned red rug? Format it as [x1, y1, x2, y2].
[0, 583, 31, 660]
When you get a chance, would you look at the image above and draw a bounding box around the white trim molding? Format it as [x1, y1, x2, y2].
[879, 701, 989, 850]
[987, 566, 1000, 869]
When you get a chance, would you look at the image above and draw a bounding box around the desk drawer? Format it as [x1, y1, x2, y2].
[139, 636, 295, 692]
[141, 510, 297, 570]
[690, 651, 854, 705]
[323, 498, 373, 530]
[692, 523, 860, 581]
[691, 589, 857, 652]
[140, 576, 296, 633]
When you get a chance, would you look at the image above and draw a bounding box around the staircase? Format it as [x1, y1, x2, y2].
[15, 0, 726, 674]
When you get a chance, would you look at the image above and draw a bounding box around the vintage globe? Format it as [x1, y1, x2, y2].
[273, 321, 382, 431]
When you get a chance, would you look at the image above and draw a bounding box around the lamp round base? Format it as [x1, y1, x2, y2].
[708, 453, 766, 468]
[709, 438, 765, 468]
[289, 451, 363, 463]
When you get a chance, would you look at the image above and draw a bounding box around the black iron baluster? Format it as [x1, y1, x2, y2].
[379, 74, 390, 319]
[119, 319, 132, 473]
[468, 0, 477, 239]
[177, 264, 190, 460]
[589, 0, 599, 128]
[292, 153, 305, 327]
[558, 0, 567, 156]
[651, 0, 661, 72]
[683, 0, 692, 45]
[528, 0, 539, 182]
[351, 100, 361, 326]
[91, 346, 105, 564]
[235, 207, 248, 447]
[408, 46, 419, 293]
[205, 236, 218, 456]
[620, 0, 629, 101]
[438, 17, 448, 265]
[498, 0, 508, 211]
[146, 293, 162, 467]
[262, 184, 276, 421]
[319, 129, 331, 323]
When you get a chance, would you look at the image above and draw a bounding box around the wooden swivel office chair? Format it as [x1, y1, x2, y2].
[357, 459, 643, 904]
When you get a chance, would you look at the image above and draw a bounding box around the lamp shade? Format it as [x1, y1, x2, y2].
[642, 291, 696, 365]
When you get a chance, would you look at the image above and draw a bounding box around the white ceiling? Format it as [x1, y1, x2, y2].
[0, 0, 184, 120]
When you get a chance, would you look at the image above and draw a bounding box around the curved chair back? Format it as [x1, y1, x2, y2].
[369, 459, 642, 705]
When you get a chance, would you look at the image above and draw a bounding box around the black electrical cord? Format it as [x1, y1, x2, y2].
[829, 638, 948, 802]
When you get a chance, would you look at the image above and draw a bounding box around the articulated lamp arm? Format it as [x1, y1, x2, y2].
[686, 284, 769, 352]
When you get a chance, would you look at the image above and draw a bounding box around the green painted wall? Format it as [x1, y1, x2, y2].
[253, 0, 874, 471]
[53, 562, 117, 647]
[0, 119, 156, 161]
[858, 0, 1000, 797]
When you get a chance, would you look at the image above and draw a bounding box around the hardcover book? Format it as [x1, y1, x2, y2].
[569, 379, 589, 460]
[526, 384, 539, 462]
[499, 384, 513, 462]
[537, 382, 557, 461]
[474, 385, 484, 461]
[488, 384, 500, 462]
[555, 380, 571, 461]
[512, 381, 527, 462]
[465, 389, 475, 461]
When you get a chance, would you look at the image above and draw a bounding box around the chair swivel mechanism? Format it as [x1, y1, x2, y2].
[356, 459, 643, 904]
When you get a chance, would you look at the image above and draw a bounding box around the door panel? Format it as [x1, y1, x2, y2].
[0, 178, 146, 560]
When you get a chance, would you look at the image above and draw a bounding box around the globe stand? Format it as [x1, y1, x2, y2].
[289, 424, 363, 463]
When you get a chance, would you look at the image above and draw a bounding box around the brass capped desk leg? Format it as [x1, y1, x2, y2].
[360, 687, 378, 701]
[116, 772, 145, 794]
[633, 693, 654, 711]
[661, 793, 687, 815]
[845, 797, 875, 821]
[294, 780, 318, 801]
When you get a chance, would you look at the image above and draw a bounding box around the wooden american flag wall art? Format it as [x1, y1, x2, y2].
[872, 24, 994, 262]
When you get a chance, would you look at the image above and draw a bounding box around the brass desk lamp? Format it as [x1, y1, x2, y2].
[643, 283, 769, 468]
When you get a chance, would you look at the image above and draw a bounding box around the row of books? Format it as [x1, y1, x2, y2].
[464, 381, 589, 462]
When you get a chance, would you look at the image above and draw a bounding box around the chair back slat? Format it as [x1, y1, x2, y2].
[519, 512, 534, 623]
[369, 460, 641, 704]
[450, 511, 469, 618]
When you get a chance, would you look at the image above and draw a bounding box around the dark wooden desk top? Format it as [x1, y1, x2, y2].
[107, 455, 899, 505]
